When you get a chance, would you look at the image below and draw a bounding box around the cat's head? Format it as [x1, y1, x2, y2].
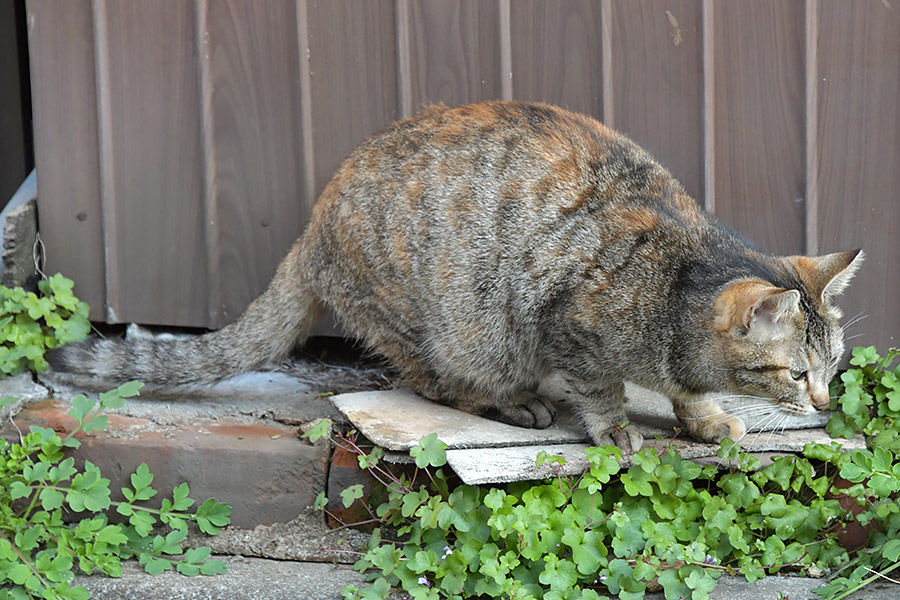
[711, 249, 864, 415]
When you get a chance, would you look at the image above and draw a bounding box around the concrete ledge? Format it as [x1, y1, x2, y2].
[74, 557, 368, 600]
[71, 557, 895, 600]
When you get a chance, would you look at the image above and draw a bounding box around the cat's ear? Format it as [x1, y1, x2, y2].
[786, 249, 864, 303]
[713, 280, 801, 338]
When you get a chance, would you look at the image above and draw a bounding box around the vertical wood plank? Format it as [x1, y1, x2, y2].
[100, 2, 207, 325]
[817, 0, 900, 350]
[202, 0, 307, 327]
[713, 1, 806, 256]
[0, 0, 28, 204]
[306, 0, 399, 198]
[610, 0, 704, 201]
[26, 0, 106, 320]
[403, 0, 502, 109]
[508, 0, 604, 119]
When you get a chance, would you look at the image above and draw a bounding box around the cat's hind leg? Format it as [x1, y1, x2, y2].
[401, 364, 557, 429]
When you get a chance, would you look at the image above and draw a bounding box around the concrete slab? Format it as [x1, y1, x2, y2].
[331, 387, 587, 451]
[70, 558, 897, 600]
[445, 425, 865, 485]
[333, 385, 864, 484]
[74, 556, 370, 600]
[188, 509, 369, 564]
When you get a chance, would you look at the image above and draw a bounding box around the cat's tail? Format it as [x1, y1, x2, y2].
[47, 241, 323, 386]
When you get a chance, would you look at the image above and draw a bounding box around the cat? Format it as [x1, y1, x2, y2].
[49, 101, 863, 452]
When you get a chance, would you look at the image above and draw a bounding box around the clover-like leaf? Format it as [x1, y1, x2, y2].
[410, 433, 448, 468]
[341, 484, 365, 509]
[301, 418, 331, 443]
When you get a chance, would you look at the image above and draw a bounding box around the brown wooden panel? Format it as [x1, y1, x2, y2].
[203, 0, 308, 327]
[306, 0, 399, 198]
[508, 0, 604, 118]
[712, 1, 806, 256]
[403, 0, 502, 111]
[100, 2, 207, 325]
[610, 0, 704, 201]
[817, 0, 900, 351]
[0, 1, 28, 204]
[26, 0, 106, 320]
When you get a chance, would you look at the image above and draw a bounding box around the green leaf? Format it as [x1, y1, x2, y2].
[10, 481, 32, 500]
[169, 482, 194, 511]
[358, 446, 384, 470]
[195, 498, 232, 535]
[129, 510, 157, 536]
[341, 484, 365, 508]
[68, 394, 96, 424]
[658, 568, 691, 600]
[67, 461, 112, 512]
[410, 433, 448, 468]
[850, 346, 880, 367]
[9, 563, 33, 585]
[684, 567, 717, 596]
[621, 468, 653, 497]
[301, 419, 332, 443]
[81, 414, 109, 433]
[141, 556, 172, 575]
[536, 450, 567, 467]
[200, 559, 228, 576]
[39, 487, 65, 511]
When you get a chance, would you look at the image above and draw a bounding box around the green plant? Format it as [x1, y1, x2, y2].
[308, 346, 900, 600]
[0, 382, 232, 599]
[827, 346, 900, 448]
[1, 275, 90, 377]
[813, 346, 900, 599]
[306, 424, 856, 600]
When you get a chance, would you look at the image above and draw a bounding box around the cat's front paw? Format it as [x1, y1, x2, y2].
[690, 416, 746, 444]
[588, 423, 643, 453]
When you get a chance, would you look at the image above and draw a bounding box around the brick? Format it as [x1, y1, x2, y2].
[1, 399, 329, 528]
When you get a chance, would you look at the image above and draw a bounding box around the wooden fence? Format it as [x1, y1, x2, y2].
[27, 0, 899, 351]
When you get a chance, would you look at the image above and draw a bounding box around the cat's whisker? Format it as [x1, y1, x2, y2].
[764, 414, 790, 447]
[712, 394, 775, 402]
[745, 411, 784, 449]
[678, 404, 777, 422]
[678, 401, 773, 415]
[843, 333, 864, 342]
[841, 312, 868, 333]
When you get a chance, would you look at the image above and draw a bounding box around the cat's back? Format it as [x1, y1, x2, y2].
[309, 101, 703, 251]
[300, 102, 713, 366]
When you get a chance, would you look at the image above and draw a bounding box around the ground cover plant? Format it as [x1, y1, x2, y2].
[1, 275, 90, 377]
[0, 381, 232, 600]
[0, 275, 231, 600]
[309, 345, 900, 600]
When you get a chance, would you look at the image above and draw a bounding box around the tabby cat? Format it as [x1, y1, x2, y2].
[50, 101, 863, 451]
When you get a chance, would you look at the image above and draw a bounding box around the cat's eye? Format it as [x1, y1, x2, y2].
[789, 369, 807, 382]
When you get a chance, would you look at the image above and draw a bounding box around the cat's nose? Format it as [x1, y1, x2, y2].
[811, 393, 830, 411]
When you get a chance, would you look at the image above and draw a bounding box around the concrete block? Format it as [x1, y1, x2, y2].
[1, 197, 38, 289]
[0, 372, 49, 422]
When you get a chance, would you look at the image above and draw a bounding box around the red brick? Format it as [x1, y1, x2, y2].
[2, 400, 329, 528]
